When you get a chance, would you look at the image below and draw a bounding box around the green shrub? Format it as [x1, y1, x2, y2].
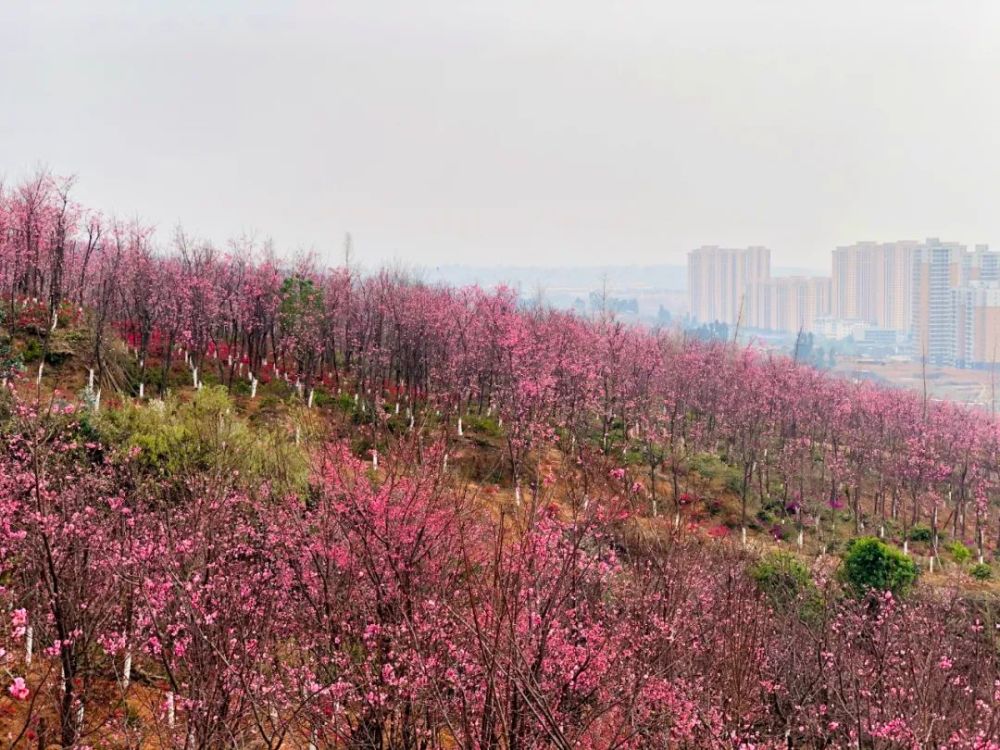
[332, 391, 357, 412]
[751, 551, 813, 605]
[311, 388, 336, 408]
[463, 412, 502, 438]
[20, 337, 43, 363]
[907, 524, 933, 542]
[724, 473, 745, 495]
[97, 386, 309, 495]
[841, 537, 918, 598]
[688, 452, 726, 480]
[971, 563, 992, 581]
[945, 540, 973, 564]
[230, 377, 252, 396]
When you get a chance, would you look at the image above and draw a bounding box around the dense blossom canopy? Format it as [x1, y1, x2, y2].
[2, 173, 1000, 747]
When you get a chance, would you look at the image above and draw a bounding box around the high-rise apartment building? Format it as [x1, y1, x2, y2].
[686, 238, 998, 363]
[687, 246, 770, 326]
[912, 239, 967, 365]
[831, 241, 919, 331]
[753, 276, 831, 333]
[967, 245, 1000, 283]
[953, 282, 1000, 368]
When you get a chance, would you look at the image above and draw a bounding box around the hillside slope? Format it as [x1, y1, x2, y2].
[2, 177, 1000, 747]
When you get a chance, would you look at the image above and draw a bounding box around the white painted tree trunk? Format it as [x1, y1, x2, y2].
[138, 382, 145, 399]
[25, 626, 32, 666]
[250, 378, 258, 399]
[123, 649, 132, 690]
[36, 361, 44, 385]
[307, 389, 314, 408]
[457, 417, 463, 436]
[89, 368, 95, 390]
[166, 692, 176, 727]
[372, 450, 379, 470]
[192, 367, 198, 388]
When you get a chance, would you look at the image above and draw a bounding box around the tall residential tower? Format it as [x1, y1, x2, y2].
[687, 246, 770, 326]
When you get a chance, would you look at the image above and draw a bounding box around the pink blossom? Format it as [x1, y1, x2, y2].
[8, 677, 29, 701]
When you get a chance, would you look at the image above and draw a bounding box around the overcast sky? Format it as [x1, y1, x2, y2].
[2, 1, 999, 270]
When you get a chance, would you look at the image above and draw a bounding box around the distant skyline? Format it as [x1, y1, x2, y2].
[3, 1, 1000, 268]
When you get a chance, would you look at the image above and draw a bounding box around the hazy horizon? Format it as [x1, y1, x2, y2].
[3, 1, 1000, 268]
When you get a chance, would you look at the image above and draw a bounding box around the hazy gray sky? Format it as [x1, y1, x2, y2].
[2, 1, 999, 269]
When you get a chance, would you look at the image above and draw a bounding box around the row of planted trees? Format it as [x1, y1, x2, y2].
[2, 172, 998, 554]
[2, 390, 1000, 749]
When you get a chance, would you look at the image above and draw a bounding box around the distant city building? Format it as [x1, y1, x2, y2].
[967, 244, 1000, 283]
[752, 276, 831, 333]
[687, 246, 770, 326]
[953, 281, 1000, 367]
[854, 328, 906, 356]
[911, 239, 967, 365]
[814, 316, 870, 341]
[831, 241, 919, 332]
[686, 238, 1000, 366]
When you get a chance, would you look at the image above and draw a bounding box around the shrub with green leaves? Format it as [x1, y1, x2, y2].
[97, 386, 309, 495]
[945, 540, 972, 564]
[750, 551, 822, 617]
[463, 412, 503, 438]
[841, 537, 918, 598]
[907, 523, 933, 543]
[970, 563, 992, 581]
[687, 452, 744, 494]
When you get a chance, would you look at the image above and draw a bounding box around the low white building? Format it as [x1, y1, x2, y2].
[813, 316, 870, 341]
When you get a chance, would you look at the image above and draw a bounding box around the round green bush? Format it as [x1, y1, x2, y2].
[945, 540, 972, 564]
[751, 551, 812, 605]
[971, 563, 992, 581]
[841, 537, 918, 598]
[907, 523, 933, 543]
[750, 551, 824, 620]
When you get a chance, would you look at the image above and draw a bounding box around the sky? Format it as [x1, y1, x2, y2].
[2, 1, 1000, 270]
